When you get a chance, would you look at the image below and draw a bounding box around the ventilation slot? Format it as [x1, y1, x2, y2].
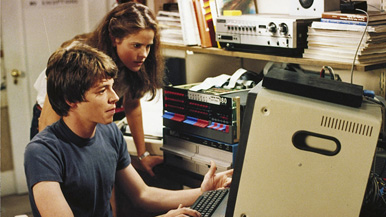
[320, 116, 374, 137]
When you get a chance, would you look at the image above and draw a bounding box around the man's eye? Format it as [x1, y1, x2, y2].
[133, 44, 141, 48]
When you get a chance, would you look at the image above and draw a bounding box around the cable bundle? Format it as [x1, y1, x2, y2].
[360, 172, 386, 217]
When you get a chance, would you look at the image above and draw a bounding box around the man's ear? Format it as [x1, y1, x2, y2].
[66, 100, 77, 109]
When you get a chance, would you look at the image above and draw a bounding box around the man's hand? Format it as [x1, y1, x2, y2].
[200, 161, 233, 193]
[164, 204, 201, 217]
[140, 155, 163, 176]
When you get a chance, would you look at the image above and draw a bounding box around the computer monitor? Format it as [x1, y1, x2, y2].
[221, 70, 382, 217]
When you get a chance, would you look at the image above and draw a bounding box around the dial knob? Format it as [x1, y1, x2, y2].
[279, 23, 288, 35]
[268, 22, 277, 34]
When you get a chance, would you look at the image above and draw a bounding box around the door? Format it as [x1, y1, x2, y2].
[2, 0, 115, 194]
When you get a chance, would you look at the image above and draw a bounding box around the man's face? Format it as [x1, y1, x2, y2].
[74, 78, 119, 125]
[113, 29, 155, 72]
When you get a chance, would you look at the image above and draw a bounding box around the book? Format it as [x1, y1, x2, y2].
[202, 0, 217, 46]
[322, 10, 386, 22]
[321, 18, 386, 26]
[193, 0, 216, 47]
[311, 21, 386, 33]
[305, 43, 386, 56]
[307, 27, 386, 42]
[177, 0, 201, 46]
[303, 48, 386, 64]
[321, 18, 367, 26]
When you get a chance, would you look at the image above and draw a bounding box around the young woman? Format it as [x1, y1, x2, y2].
[33, 2, 164, 177]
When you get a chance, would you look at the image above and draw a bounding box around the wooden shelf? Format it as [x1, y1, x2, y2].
[161, 43, 386, 72]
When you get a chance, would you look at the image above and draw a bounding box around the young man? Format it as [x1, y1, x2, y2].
[24, 44, 233, 217]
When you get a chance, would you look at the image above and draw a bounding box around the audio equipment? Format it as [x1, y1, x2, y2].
[290, 0, 341, 17]
[215, 14, 318, 56]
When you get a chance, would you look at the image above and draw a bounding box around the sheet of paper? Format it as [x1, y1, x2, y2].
[189, 74, 231, 91]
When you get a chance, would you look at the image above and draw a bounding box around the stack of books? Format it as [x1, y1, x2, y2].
[178, 0, 218, 47]
[156, 10, 184, 45]
[174, 0, 256, 48]
[321, 10, 386, 26]
[303, 10, 386, 64]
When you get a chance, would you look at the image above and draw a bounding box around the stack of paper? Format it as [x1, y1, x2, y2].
[303, 11, 386, 64]
[156, 11, 184, 45]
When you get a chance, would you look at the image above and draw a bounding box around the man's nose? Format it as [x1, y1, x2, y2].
[109, 90, 119, 103]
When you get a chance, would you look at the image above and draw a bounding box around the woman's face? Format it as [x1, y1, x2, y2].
[113, 29, 155, 72]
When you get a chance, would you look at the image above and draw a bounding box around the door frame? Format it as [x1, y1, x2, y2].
[3, 0, 31, 194]
[2, 0, 116, 194]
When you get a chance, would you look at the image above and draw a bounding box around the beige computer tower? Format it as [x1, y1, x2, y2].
[233, 88, 382, 217]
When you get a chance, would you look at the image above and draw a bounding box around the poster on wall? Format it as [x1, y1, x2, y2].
[216, 0, 257, 15]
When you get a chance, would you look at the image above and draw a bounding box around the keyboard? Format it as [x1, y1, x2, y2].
[191, 188, 229, 217]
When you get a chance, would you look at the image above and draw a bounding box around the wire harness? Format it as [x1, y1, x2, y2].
[361, 172, 386, 216]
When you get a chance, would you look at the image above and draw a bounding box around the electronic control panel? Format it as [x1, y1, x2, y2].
[215, 14, 318, 56]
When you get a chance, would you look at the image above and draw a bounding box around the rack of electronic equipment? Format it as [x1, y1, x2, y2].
[161, 81, 254, 176]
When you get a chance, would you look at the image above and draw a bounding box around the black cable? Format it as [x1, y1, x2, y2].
[361, 172, 386, 216]
[364, 96, 384, 106]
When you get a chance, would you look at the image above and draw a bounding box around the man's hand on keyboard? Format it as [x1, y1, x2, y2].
[200, 161, 233, 193]
[164, 204, 201, 217]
